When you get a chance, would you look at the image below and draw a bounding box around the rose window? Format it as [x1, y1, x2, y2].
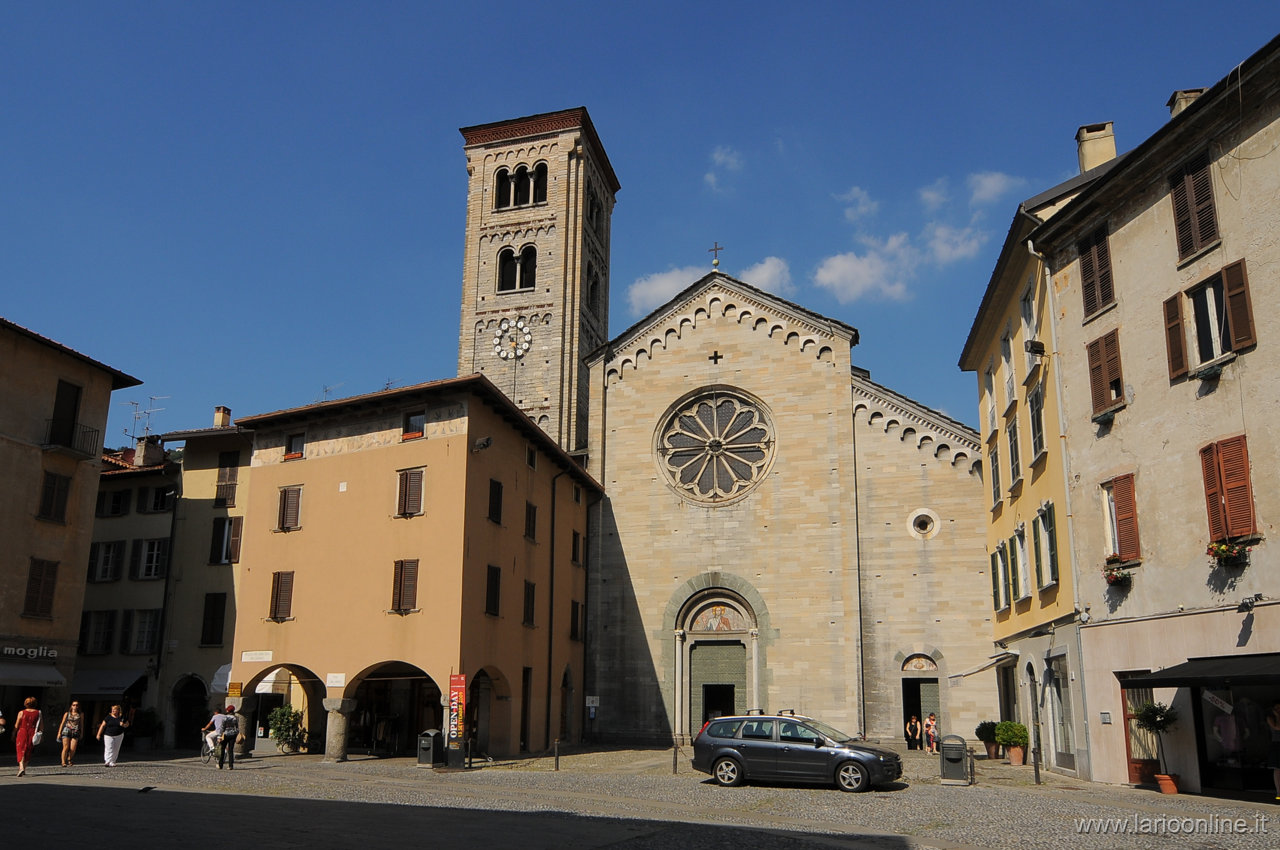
[658, 391, 774, 504]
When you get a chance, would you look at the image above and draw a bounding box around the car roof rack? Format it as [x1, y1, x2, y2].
[778, 708, 797, 716]
[744, 708, 765, 715]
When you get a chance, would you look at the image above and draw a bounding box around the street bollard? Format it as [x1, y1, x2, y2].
[554, 739, 560, 771]
[672, 741, 679, 774]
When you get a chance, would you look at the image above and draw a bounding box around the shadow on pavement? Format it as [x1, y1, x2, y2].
[6, 783, 916, 850]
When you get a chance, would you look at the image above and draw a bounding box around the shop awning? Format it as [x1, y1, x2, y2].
[70, 669, 145, 696]
[210, 663, 232, 694]
[0, 661, 66, 688]
[947, 650, 1019, 683]
[1123, 653, 1280, 689]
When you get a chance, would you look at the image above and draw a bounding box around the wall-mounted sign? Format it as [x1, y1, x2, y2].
[447, 673, 466, 767]
[241, 650, 273, 662]
[228, 682, 242, 697]
[326, 673, 346, 688]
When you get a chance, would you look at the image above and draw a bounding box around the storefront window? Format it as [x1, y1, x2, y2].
[1199, 685, 1279, 791]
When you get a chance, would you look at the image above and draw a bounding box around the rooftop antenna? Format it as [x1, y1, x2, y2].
[141, 396, 169, 437]
[121, 400, 141, 441]
[383, 378, 397, 391]
[319, 382, 345, 402]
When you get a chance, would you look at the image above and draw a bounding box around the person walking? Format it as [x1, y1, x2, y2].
[97, 704, 130, 766]
[202, 705, 240, 769]
[904, 715, 922, 751]
[14, 697, 43, 777]
[57, 700, 85, 767]
[923, 712, 939, 755]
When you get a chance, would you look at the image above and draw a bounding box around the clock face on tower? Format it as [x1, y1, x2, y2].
[493, 317, 532, 360]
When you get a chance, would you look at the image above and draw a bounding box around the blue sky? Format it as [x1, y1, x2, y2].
[4, 3, 1277, 443]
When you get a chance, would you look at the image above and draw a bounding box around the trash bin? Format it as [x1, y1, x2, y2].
[417, 729, 443, 767]
[939, 734, 971, 785]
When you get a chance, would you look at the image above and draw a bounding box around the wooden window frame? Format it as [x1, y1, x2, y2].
[1078, 225, 1115, 318]
[37, 471, 71, 522]
[1169, 151, 1218, 260]
[485, 565, 501, 616]
[269, 571, 295, 621]
[392, 559, 419, 613]
[487, 479, 503, 524]
[523, 580, 536, 626]
[1201, 435, 1256, 542]
[284, 432, 305, 460]
[200, 592, 227, 646]
[397, 469, 424, 517]
[524, 501, 537, 541]
[209, 517, 243, 564]
[1103, 474, 1142, 562]
[1165, 260, 1256, 381]
[23, 557, 58, 617]
[278, 486, 302, 531]
[402, 410, 425, 440]
[79, 609, 116, 654]
[1086, 329, 1125, 418]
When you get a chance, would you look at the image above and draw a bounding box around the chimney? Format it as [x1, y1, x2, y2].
[135, 434, 165, 467]
[214, 406, 232, 428]
[1167, 88, 1207, 118]
[1076, 122, 1117, 174]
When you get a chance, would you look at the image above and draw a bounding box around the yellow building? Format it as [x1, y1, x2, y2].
[958, 128, 1120, 778]
[228, 375, 599, 761]
[0, 317, 139, 714]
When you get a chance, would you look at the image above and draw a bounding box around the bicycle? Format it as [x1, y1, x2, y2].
[200, 734, 229, 766]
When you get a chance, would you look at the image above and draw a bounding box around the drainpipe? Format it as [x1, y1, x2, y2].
[851, 376, 867, 737]
[153, 461, 181, 738]
[545, 469, 567, 750]
[1028, 237, 1093, 778]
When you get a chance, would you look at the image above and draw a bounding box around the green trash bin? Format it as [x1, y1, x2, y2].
[939, 734, 970, 785]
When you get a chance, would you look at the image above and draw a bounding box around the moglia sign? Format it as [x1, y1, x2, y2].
[2, 645, 60, 660]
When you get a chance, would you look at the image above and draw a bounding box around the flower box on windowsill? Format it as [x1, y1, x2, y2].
[1091, 401, 1126, 426]
[401, 431, 423, 441]
[284, 451, 303, 461]
[1191, 352, 1236, 382]
[1103, 567, 1132, 588]
[1208, 540, 1253, 570]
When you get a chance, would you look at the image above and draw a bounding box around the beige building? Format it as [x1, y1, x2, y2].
[75, 436, 178, 733]
[228, 376, 599, 760]
[0, 317, 139, 718]
[586, 273, 999, 744]
[456, 108, 618, 455]
[157, 406, 253, 748]
[1030, 34, 1280, 795]
[958, 130, 1123, 779]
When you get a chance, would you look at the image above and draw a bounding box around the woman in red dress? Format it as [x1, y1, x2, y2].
[15, 696, 42, 777]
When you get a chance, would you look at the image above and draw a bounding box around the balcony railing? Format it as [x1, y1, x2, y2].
[43, 418, 101, 458]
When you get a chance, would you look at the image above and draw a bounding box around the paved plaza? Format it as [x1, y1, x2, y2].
[3, 744, 1276, 849]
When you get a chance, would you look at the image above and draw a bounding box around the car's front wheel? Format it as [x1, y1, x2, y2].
[713, 756, 744, 787]
[836, 761, 869, 792]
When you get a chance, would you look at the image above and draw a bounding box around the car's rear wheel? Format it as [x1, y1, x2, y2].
[836, 761, 869, 792]
[713, 756, 744, 787]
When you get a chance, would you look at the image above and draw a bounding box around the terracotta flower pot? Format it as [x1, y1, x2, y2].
[983, 741, 1000, 760]
[1006, 745, 1025, 766]
[1156, 773, 1179, 794]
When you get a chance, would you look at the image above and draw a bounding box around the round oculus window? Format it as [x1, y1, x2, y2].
[657, 390, 774, 505]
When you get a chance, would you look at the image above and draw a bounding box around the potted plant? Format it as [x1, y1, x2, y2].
[268, 704, 307, 754]
[1207, 541, 1250, 569]
[1135, 701, 1179, 793]
[975, 721, 1000, 760]
[994, 720, 1029, 765]
[1105, 552, 1124, 566]
[1103, 565, 1132, 587]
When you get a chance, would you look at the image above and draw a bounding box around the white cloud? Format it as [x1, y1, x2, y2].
[711, 146, 744, 171]
[924, 223, 985, 264]
[736, 256, 795, 296]
[967, 171, 1025, 206]
[813, 234, 914, 303]
[835, 186, 878, 222]
[919, 178, 949, 213]
[704, 172, 720, 190]
[626, 265, 706, 316]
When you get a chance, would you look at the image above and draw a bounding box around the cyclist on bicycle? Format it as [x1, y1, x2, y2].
[201, 705, 240, 769]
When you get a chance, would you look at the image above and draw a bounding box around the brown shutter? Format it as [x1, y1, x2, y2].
[119, 609, 134, 653]
[1218, 435, 1255, 538]
[1170, 170, 1195, 258]
[88, 543, 100, 581]
[1189, 153, 1218, 248]
[1103, 330, 1123, 406]
[229, 517, 243, 562]
[1163, 295, 1188, 380]
[1200, 443, 1227, 542]
[136, 487, 150, 513]
[156, 539, 169, 577]
[271, 571, 294, 619]
[1222, 260, 1256, 351]
[24, 559, 46, 615]
[1111, 474, 1141, 560]
[397, 470, 423, 516]
[1087, 338, 1107, 413]
[1079, 235, 1098, 316]
[129, 539, 142, 579]
[400, 559, 418, 610]
[279, 487, 300, 529]
[210, 520, 225, 563]
[1094, 228, 1113, 307]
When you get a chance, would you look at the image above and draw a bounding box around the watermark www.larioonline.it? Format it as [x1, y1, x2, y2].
[1076, 813, 1268, 836]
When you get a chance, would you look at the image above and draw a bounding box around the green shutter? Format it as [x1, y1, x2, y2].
[1045, 504, 1059, 583]
[1032, 517, 1043, 587]
[991, 552, 1000, 610]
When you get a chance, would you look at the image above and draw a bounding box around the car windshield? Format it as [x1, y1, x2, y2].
[805, 719, 856, 742]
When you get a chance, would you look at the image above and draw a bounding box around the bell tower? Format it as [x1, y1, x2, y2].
[457, 108, 619, 454]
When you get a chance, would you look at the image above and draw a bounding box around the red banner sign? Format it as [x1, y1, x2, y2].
[447, 673, 466, 751]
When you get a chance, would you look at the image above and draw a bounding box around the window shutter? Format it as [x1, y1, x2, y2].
[156, 538, 170, 577]
[1170, 171, 1195, 258]
[1045, 504, 1059, 583]
[271, 571, 294, 619]
[279, 487, 300, 529]
[1032, 517, 1043, 587]
[1189, 153, 1218, 249]
[119, 609, 134, 653]
[1163, 295, 1188, 380]
[1200, 443, 1227, 542]
[96, 490, 106, 516]
[1222, 260, 1256, 351]
[23, 560, 45, 615]
[79, 611, 91, 654]
[1087, 338, 1107, 413]
[108, 541, 123, 581]
[229, 517, 243, 562]
[136, 487, 150, 513]
[1009, 536, 1020, 599]
[398, 470, 423, 516]
[1218, 435, 1255, 538]
[210, 519, 226, 563]
[1079, 235, 1098, 316]
[1103, 330, 1123, 406]
[990, 552, 1000, 609]
[1094, 229, 1113, 307]
[392, 559, 418, 610]
[88, 543, 100, 581]
[129, 539, 142, 579]
[1112, 474, 1141, 560]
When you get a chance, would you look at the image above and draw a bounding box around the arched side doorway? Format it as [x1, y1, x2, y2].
[242, 664, 326, 753]
[900, 652, 941, 738]
[346, 661, 440, 757]
[675, 589, 760, 738]
[171, 675, 209, 751]
[468, 667, 513, 758]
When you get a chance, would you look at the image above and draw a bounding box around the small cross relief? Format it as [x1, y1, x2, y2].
[709, 351, 724, 364]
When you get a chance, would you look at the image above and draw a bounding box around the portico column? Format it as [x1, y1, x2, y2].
[749, 628, 760, 711]
[322, 698, 357, 763]
[673, 629, 686, 738]
[227, 696, 256, 758]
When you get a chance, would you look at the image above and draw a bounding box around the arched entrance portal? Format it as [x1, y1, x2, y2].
[349, 662, 441, 756]
[675, 590, 760, 739]
[171, 676, 209, 751]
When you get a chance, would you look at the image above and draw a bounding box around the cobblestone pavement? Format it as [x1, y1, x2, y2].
[3, 743, 1277, 849]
